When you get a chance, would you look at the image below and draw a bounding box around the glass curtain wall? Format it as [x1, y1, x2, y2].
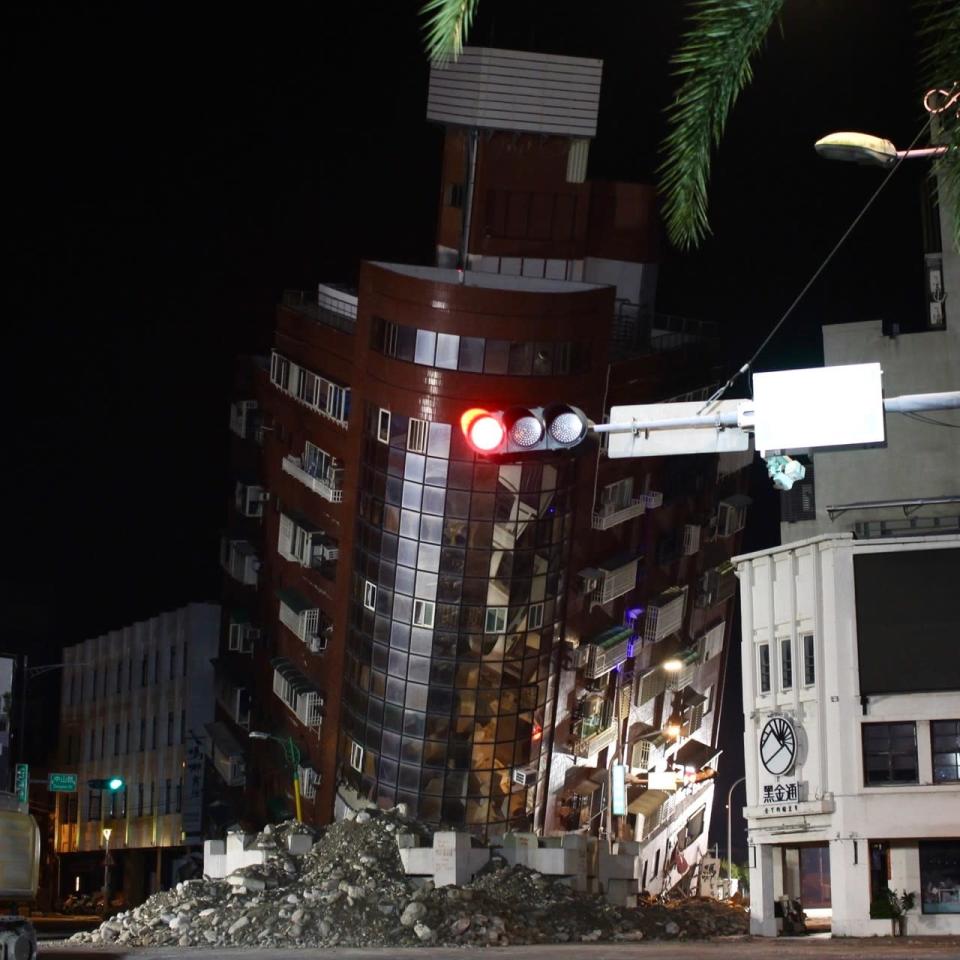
[340, 405, 575, 834]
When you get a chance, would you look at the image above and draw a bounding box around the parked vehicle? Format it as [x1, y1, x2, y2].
[0, 792, 39, 960]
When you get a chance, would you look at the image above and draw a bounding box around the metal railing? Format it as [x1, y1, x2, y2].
[282, 289, 356, 334]
[609, 301, 719, 357]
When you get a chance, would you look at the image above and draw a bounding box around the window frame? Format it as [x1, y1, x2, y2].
[377, 408, 391, 443]
[412, 599, 435, 628]
[350, 740, 364, 773]
[862, 721, 919, 786]
[931, 719, 960, 783]
[780, 637, 793, 690]
[484, 606, 508, 634]
[528, 602, 544, 630]
[363, 580, 377, 611]
[758, 643, 771, 694]
[407, 418, 429, 454]
[803, 633, 815, 686]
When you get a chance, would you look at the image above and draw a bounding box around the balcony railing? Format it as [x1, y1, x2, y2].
[282, 286, 357, 335]
[572, 722, 618, 759]
[281, 455, 344, 503]
[592, 497, 646, 531]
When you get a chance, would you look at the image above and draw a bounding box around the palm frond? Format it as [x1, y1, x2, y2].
[915, 0, 960, 251]
[420, 0, 480, 65]
[659, 0, 786, 250]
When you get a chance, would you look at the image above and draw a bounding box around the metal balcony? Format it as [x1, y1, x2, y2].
[591, 497, 646, 531]
[572, 722, 618, 759]
[281, 455, 344, 503]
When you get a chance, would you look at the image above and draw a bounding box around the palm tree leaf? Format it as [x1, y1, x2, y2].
[420, 0, 480, 64]
[659, 0, 786, 250]
[915, 0, 960, 251]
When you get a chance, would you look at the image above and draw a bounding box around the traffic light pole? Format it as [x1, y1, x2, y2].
[591, 389, 959, 439]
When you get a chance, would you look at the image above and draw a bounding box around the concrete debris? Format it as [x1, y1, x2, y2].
[67, 809, 747, 949]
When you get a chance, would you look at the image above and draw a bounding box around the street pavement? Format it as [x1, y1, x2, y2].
[37, 936, 960, 959]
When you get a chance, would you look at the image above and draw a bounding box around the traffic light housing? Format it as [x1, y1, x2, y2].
[460, 404, 591, 456]
[88, 777, 126, 792]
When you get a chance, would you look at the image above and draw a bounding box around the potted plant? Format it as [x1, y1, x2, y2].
[869, 888, 917, 936]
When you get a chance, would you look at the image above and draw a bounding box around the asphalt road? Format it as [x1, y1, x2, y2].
[37, 937, 960, 959]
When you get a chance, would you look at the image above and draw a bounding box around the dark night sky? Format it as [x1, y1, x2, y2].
[3, 2, 931, 842]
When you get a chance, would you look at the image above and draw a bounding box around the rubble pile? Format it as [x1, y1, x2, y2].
[68, 809, 747, 948]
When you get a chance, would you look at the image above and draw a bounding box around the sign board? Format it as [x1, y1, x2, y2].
[762, 780, 800, 805]
[610, 764, 627, 815]
[48, 772, 78, 793]
[14, 763, 28, 804]
[752, 362, 885, 453]
[607, 400, 749, 458]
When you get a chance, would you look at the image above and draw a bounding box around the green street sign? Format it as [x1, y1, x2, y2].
[14, 763, 28, 804]
[48, 772, 78, 793]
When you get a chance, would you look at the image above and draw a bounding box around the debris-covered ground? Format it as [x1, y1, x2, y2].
[69, 809, 748, 948]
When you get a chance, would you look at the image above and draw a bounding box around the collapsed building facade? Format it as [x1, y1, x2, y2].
[211, 48, 751, 896]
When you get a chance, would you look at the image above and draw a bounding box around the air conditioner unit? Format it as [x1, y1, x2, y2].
[308, 635, 328, 654]
[317, 543, 339, 562]
[511, 763, 538, 787]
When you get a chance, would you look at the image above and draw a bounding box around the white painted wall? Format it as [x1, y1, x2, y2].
[735, 534, 960, 937]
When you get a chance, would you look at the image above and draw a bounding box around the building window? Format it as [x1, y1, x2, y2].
[167, 712, 175, 747]
[350, 740, 364, 773]
[175, 780, 183, 813]
[92, 667, 97, 702]
[758, 643, 771, 694]
[88, 729, 95, 762]
[445, 182, 465, 208]
[407, 418, 429, 454]
[164, 779, 172, 815]
[862, 722, 918, 785]
[113, 723, 121, 756]
[528, 603, 544, 630]
[115, 660, 123, 694]
[141, 656, 148, 687]
[99, 727, 105, 759]
[181, 709, 187, 745]
[149, 781, 155, 817]
[630, 739, 651, 770]
[382, 321, 399, 357]
[363, 581, 377, 611]
[780, 638, 793, 690]
[412, 599, 435, 628]
[154, 648, 161, 684]
[137, 783, 144, 817]
[169, 646, 176, 680]
[684, 806, 706, 844]
[139, 718, 146, 752]
[87, 791, 101, 821]
[931, 719, 960, 783]
[270, 351, 290, 390]
[152, 716, 158, 750]
[183, 641, 188, 677]
[125, 721, 131, 753]
[803, 634, 815, 686]
[377, 408, 391, 443]
[920, 840, 960, 914]
[484, 607, 508, 634]
[704, 684, 715, 715]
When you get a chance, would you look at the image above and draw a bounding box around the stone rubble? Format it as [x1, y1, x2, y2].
[67, 810, 747, 949]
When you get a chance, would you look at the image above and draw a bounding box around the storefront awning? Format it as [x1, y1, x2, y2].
[675, 739, 720, 770]
[680, 685, 707, 708]
[564, 765, 606, 795]
[627, 787, 669, 816]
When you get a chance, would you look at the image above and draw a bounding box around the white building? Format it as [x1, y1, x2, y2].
[736, 532, 959, 937]
[56, 603, 220, 903]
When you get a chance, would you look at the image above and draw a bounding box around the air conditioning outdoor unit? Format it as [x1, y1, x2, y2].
[578, 569, 600, 594]
[511, 763, 539, 787]
[308, 635, 328, 654]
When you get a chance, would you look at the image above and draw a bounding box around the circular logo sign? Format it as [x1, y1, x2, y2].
[759, 715, 797, 776]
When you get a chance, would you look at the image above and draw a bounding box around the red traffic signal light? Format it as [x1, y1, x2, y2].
[460, 404, 591, 455]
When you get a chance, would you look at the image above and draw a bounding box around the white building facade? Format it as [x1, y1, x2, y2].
[735, 533, 959, 936]
[56, 603, 220, 902]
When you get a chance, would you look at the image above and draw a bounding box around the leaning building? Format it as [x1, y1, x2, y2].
[212, 48, 751, 898]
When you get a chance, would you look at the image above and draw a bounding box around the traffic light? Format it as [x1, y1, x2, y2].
[460, 404, 591, 456]
[88, 777, 126, 792]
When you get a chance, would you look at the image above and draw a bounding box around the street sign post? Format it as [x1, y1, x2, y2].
[48, 772, 78, 793]
[14, 763, 28, 804]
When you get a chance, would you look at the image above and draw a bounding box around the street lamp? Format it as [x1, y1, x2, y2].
[248, 731, 303, 821]
[726, 776, 746, 899]
[101, 827, 113, 917]
[814, 131, 949, 167]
